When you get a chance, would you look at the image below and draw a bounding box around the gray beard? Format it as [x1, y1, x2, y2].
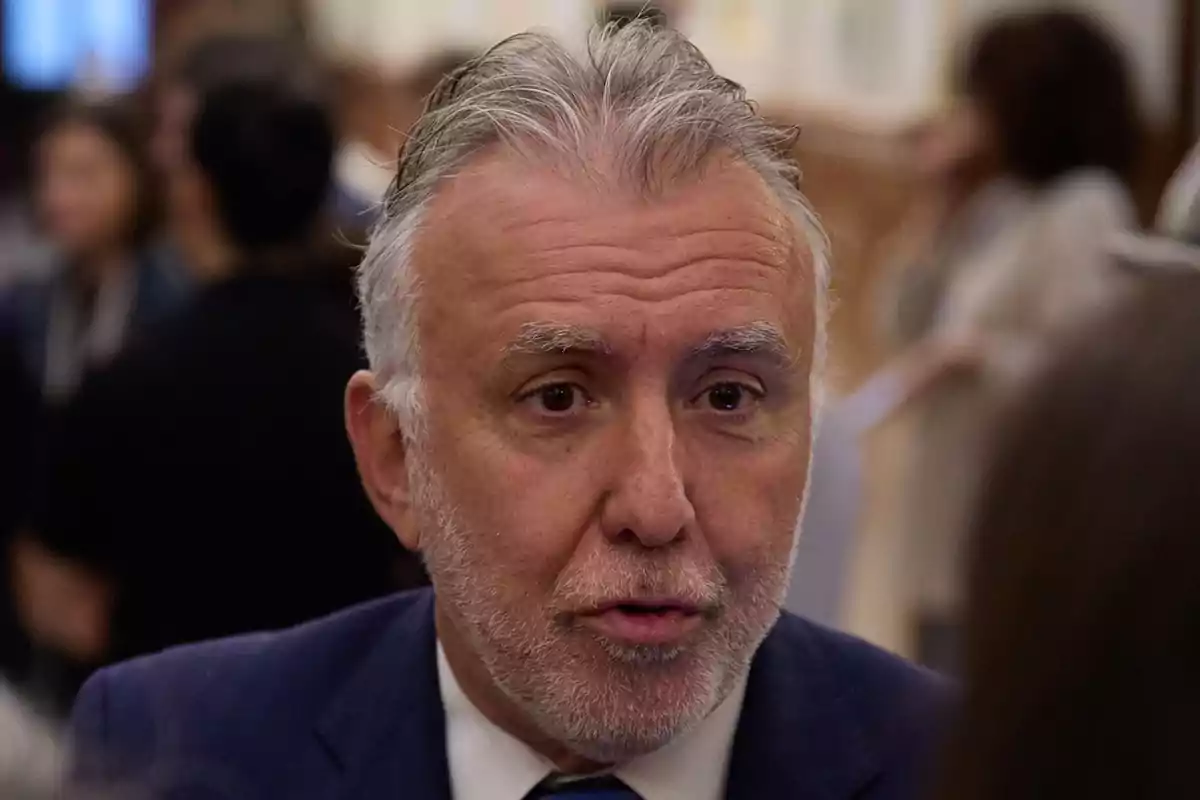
[409, 447, 794, 764]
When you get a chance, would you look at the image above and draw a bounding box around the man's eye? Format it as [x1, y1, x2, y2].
[523, 382, 591, 414]
[698, 382, 763, 413]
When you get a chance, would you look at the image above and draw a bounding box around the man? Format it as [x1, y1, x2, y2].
[37, 44, 416, 663]
[151, 34, 361, 293]
[149, 34, 298, 282]
[70, 21, 945, 799]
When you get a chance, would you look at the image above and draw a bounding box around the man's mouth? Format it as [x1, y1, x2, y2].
[578, 598, 704, 646]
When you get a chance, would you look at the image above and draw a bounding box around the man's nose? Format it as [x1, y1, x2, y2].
[599, 400, 696, 548]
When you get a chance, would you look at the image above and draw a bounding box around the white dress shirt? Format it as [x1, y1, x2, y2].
[437, 644, 746, 800]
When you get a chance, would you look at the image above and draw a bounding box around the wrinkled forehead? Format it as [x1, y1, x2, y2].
[410, 149, 815, 364]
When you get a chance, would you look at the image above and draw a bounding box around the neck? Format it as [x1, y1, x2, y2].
[434, 601, 608, 775]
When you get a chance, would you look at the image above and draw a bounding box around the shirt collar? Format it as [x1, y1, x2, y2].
[437, 643, 745, 800]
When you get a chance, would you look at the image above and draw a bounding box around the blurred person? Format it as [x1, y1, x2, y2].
[861, 9, 1141, 664]
[0, 676, 65, 800]
[151, 34, 317, 281]
[68, 22, 945, 800]
[1, 334, 111, 722]
[0, 101, 185, 715]
[331, 50, 475, 232]
[0, 337, 36, 545]
[0, 99, 188, 404]
[0, 345, 77, 792]
[934, 273, 1200, 800]
[880, 10, 1141, 345]
[33, 44, 421, 667]
[0, 338, 40, 690]
[151, 34, 388, 316]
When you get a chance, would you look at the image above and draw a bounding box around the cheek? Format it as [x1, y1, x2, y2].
[689, 438, 810, 568]
[426, 416, 598, 589]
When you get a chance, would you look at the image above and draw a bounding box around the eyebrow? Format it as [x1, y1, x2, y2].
[690, 322, 795, 367]
[501, 320, 795, 367]
[502, 322, 612, 359]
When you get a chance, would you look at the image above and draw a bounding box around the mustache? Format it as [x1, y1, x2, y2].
[552, 551, 727, 613]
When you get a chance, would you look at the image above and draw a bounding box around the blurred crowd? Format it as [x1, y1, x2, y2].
[0, 25, 468, 722]
[0, 2, 1197, 798]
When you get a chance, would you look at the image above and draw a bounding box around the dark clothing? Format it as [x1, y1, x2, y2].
[0, 317, 100, 719]
[0, 252, 190, 401]
[70, 589, 948, 800]
[36, 270, 422, 661]
[0, 335, 37, 537]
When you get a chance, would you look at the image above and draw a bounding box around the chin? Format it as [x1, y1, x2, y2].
[560, 726, 683, 765]
[541, 686, 714, 765]
[514, 647, 727, 763]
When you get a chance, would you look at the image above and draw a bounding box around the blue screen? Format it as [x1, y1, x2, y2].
[4, 0, 150, 91]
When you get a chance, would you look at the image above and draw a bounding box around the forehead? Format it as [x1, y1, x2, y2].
[412, 150, 815, 362]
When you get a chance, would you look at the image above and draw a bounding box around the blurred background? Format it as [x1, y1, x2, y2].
[0, 1, 1198, 787]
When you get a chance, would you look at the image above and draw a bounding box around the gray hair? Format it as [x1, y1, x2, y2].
[357, 20, 831, 423]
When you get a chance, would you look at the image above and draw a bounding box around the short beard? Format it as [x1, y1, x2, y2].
[410, 446, 792, 764]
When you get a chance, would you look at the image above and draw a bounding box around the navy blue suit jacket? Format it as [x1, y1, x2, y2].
[70, 589, 947, 799]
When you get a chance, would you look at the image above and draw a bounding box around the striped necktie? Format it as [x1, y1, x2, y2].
[525, 774, 643, 799]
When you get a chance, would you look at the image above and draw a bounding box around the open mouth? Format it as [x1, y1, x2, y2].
[580, 598, 704, 645]
[614, 603, 684, 615]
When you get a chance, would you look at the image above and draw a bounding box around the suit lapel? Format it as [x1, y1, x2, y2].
[724, 614, 880, 800]
[311, 598, 886, 800]
[316, 589, 453, 800]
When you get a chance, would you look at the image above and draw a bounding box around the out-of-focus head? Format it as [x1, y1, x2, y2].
[153, 35, 305, 175]
[939, 274, 1200, 800]
[155, 35, 332, 269]
[188, 70, 334, 254]
[34, 99, 157, 260]
[345, 20, 828, 767]
[939, 9, 1139, 188]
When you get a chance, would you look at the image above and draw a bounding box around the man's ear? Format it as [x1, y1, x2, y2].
[345, 371, 420, 552]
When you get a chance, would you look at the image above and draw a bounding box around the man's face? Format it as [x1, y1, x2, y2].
[371, 151, 814, 762]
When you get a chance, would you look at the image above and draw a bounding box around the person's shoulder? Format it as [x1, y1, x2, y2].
[72, 590, 430, 749]
[70, 590, 434, 793]
[770, 613, 952, 749]
[84, 590, 426, 705]
[743, 615, 951, 799]
[779, 613, 948, 700]
[1041, 168, 1136, 227]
